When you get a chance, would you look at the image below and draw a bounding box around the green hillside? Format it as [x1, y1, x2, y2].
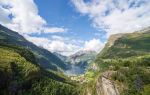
[0, 24, 67, 71]
[0, 24, 80, 95]
[1, 24, 150, 95]
[94, 28, 150, 95]
[98, 29, 150, 59]
[0, 44, 79, 95]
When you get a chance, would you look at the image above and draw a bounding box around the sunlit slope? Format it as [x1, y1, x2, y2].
[0, 45, 79, 95]
[98, 28, 150, 59]
[0, 24, 67, 71]
[94, 28, 150, 95]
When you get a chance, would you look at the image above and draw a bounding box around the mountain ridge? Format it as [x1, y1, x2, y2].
[0, 24, 67, 71]
[92, 27, 150, 95]
[98, 28, 150, 59]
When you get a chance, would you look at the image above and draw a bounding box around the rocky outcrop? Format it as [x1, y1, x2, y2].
[96, 71, 120, 95]
[107, 33, 124, 47]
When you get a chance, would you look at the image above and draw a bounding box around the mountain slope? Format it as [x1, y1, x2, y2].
[0, 24, 67, 71]
[53, 52, 68, 62]
[93, 28, 150, 95]
[62, 50, 97, 75]
[0, 44, 79, 95]
[68, 50, 97, 65]
[98, 28, 150, 59]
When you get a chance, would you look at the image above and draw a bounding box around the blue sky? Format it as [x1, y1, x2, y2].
[34, 0, 105, 41]
[0, 0, 150, 55]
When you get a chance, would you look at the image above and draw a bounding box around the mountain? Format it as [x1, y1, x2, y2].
[53, 50, 97, 75]
[0, 24, 79, 95]
[53, 52, 68, 62]
[54, 50, 97, 65]
[98, 28, 150, 59]
[88, 28, 150, 95]
[63, 50, 97, 75]
[0, 24, 68, 71]
[67, 50, 97, 66]
[0, 40, 79, 95]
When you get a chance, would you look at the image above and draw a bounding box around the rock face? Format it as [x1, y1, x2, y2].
[68, 50, 97, 65]
[107, 33, 124, 47]
[96, 71, 119, 95]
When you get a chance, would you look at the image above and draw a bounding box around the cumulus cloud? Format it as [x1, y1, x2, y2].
[0, 0, 72, 55]
[25, 35, 80, 56]
[83, 38, 104, 52]
[46, 40, 80, 56]
[0, 0, 66, 34]
[25, 35, 103, 55]
[0, 6, 11, 24]
[24, 35, 50, 47]
[72, 0, 150, 36]
[0, 0, 106, 55]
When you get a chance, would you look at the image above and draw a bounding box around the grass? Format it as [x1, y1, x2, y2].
[0, 48, 39, 76]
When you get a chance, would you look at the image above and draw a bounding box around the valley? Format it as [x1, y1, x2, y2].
[1, 0, 150, 95]
[0, 24, 150, 95]
[54, 50, 97, 76]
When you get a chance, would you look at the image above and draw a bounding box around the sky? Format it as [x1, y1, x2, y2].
[0, 0, 150, 56]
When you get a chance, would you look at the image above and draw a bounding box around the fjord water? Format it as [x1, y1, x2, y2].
[65, 64, 86, 76]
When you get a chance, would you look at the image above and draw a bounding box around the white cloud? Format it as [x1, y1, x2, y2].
[24, 35, 50, 47]
[25, 34, 105, 55]
[46, 40, 80, 56]
[51, 35, 65, 41]
[72, 0, 150, 36]
[83, 39, 104, 52]
[25, 35, 104, 55]
[0, 0, 66, 34]
[0, 0, 107, 55]
[0, 6, 11, 24]
[25, 35, 80, 56]
[43, 27, 67, 33]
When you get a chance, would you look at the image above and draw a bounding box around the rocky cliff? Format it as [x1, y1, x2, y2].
[96, 71, 119, 95]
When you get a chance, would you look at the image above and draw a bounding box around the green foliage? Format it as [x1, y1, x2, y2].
[94, 30, 150, 95]
[97, 31, 150, 59]
[0, 24, 67, 71]
[96, 55, 150, 95]
[0, 46, 79, 95]
[142, 84, 150, 95]
[28, 77, 79, 95]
